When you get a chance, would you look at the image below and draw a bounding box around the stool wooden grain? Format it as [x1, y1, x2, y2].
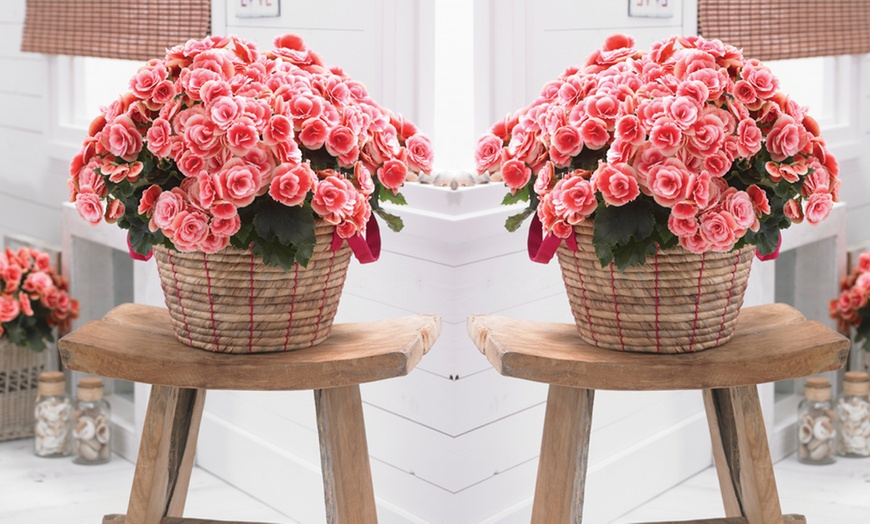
[59, 304, 441, 524]
[467, 304, 851, 524]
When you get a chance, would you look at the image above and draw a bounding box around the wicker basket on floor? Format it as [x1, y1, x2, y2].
[0, 339, 44, 441]
[154, 222, 351, 353]
[557, 222, 754, 353]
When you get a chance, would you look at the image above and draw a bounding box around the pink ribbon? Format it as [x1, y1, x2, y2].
[527, 213, 577, 264]
[127, 234, 153, 262]
[331, 214, 381, 264]
[755, 232, 782, 261]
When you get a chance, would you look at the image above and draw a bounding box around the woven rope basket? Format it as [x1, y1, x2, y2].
[0, 339, 44, 441]
[557, 222, 754, 353]
[154, 222, 351, 353]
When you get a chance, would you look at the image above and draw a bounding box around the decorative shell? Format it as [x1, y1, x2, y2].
[813, 418, 834, 441]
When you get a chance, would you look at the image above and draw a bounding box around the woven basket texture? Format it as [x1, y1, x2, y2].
[154, 222, 351, 353]
[0, 339, 44, 441]
[557, 222, 754, 353]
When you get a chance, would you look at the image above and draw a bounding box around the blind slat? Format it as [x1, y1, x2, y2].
[699, 0, 870, 61]
[20, 0, 211, 61]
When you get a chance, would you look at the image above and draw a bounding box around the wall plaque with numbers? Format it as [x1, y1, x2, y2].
[234, 0, 281, 19]
[628, 0, 675, 18]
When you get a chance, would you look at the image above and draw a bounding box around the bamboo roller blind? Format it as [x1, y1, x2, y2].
[21, 0, 211, 61]
[698, 0, 870, 61]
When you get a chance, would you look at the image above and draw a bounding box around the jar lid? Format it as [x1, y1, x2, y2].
[39, 371, 64, 383]
[77, 377, 104, 401]
[844, 371, 870, 397]
[805, 377, 831, 401]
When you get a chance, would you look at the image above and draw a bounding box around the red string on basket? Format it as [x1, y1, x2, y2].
[203, 253, 220, 352]
[610, 263, 625, 351]
[716, 251, 741, 346]
[654, 249, 660, 353]
[573, 250, 597, 345]
[282, 264, 299, 352]
[169, 251, 193, 347]
[527, 213, 578, 263]
[689, 253, 707, 352]
[311, 249, 336, 345]
[248, 250, 255, 353]
[331, 213, 381, 263]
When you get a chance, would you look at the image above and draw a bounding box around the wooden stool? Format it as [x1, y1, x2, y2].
[58, 304, 441, 524]
[467, 304, 850, 524]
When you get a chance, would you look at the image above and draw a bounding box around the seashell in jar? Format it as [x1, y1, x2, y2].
[809, 442, 830, 461]
[35, 420, 49, 437]
[798, 444, 809, 459]
[84, 437, 102, 452]
[95, 423, 110, 444]
[801, 414, 814, 426]
[74, 417, 95, 441]
[99, 444, 110, 460]
[42, 403, 60, 423]
[78, 442, 99, 461]
[41, 435, 60, 453]
[813, 418, 834, 440]
[799, 422, 814, 444]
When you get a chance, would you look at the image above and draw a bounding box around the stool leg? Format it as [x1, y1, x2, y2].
[315, 385, 378, 524]
[703, 386, 783, 524]
[532, 385, 594, 523]
[126, 386, 206, 523]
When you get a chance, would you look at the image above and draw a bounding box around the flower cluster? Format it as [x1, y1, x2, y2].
[477, 34, 839, 270]
[0, 248, 79, 351]
[830, 252, 870, 350]
[69, 34, 432, 269]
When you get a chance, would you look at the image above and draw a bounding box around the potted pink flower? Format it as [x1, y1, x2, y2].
[68, 34, 432, 353]
[0, 247, 79, 441]
[476, 34, 839, 353]
[830, 252, 870, 351]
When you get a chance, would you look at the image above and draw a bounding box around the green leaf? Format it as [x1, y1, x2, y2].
[251, 240, 296, 272]
[230, 221, 255, 250]
[501, 187, 530, 206]
[375, 208, 404, 232]
[592, 198, 656, 247]
[594, 242, 614, 268]
[127, 219, 164, 257]
[745, 224, 781, 256]
[611, 240, 658, 272]
[294, 242, 316, 268]
[855, 319, 870, 352]
[379, 187, 408, 206]
[253, 200, 316, 247]
[504, 208, 534, 232]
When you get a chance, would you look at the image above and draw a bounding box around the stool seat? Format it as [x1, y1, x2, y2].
[468, 303, 850, 390]
[466, 303, 850, 524]
[59, 304, 441, 524]
[60, 303, 441, 390]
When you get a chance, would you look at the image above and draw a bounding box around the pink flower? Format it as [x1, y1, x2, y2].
[325, 125, 357, 157]
[171, 210, 209, 251]
[668, 214, 699, 238]
[177, 151, 206, 178]
[743, 63, 779, 99]
[736, 118, 762, 158]
[732, 80, 757, 105]
[210, 200, 238, 219]
[593, 163, 639, 206]
[551, 176, 597, 224]
[183, 115, 222, 158]
[138, 185, 162, 217]
[687, 114, 725, 158]
[263, 115, 293, 146]
[551, 125, 584, 156]
[746, 185, 770, 216]
[766, 115, 808, 162]
[722, 189, 758, 232]
[195, 173, 217, 209]
[534, 162, 554, 196]
[150, 80, 176, 106]
[216, 159, 261, 207]
[647, 159, 691, 207]
[226, 117, 259, 156]
[105, 199, 125, 224]
[615, 115, 645, 146]
[100, 115, 143, 162]
[299, 118, 329, 150]
[666, 96, 700, 130]
[688, 170, 713, 209]
[805, 192, 833, 224]
[146, 118, 173, 158]
[3, 265, 21, 293]
[377, 159, 409, 193]
[703, 151, 731, 178]
[210, 213, 241, 237]
[199, 231, 229, 254]
[269, 163, 315, 206]
[578, 117, 609, 150]
[75, 192, 103, 224]
[699, 210, 738, 251]
[783, 198, 804, 224]
[648, 118, 682, 156]
[209, 96, 244, 130]
[0, 296, 20, 322]
[288, 93, 324, 124]
[311, 176, 357, 224]
[679, 230, 710, 254]
[129, 65, 167, 99]
[501, 159, 532, 193]
[150, 189, 186, 232]
[405, 134, 434, 173]
[23, 271, 53, 296]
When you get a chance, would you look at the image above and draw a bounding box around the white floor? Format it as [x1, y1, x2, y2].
[1, 438, 868, 523]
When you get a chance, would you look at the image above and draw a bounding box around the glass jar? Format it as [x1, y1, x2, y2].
[835, 371, 870, 457]
[797, 377, 836, 465]
[33, 371, 73, 457]
[72, 377, 111, 465]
